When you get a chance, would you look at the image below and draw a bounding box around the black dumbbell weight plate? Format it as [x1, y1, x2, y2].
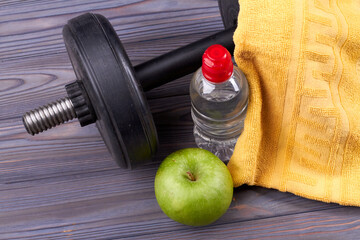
[63, 13, 158, 169]
[218, 0, 240, 29]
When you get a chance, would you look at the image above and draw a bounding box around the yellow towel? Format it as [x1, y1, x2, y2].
[228, 0, 360, 206]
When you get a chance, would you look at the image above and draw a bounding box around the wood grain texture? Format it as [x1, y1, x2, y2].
[0, 0, 358, 239]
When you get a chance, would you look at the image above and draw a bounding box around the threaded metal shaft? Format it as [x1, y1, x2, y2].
[23, 97, 77, 135]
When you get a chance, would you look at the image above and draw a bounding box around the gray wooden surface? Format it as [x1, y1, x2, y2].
[0, 0, 359, 239]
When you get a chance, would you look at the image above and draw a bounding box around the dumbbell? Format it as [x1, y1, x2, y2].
[22, 0, 240, 169]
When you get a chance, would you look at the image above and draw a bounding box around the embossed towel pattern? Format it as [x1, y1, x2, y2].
[228, 0, 360, 206]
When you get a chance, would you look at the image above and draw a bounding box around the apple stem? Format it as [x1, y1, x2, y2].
[186, 171, 196, 181]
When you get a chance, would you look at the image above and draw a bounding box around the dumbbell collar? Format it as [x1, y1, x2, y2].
[65, 81, 97, 127]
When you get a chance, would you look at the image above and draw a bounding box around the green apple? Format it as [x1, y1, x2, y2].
[154, 148, 233, 226]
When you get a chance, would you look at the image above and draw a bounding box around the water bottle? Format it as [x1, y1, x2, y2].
[190, 44, 249, 162]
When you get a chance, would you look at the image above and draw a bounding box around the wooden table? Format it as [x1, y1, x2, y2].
[1, 0, 359, 239]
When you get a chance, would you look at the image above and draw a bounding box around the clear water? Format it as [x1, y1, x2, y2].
[190, 67, 249, 162]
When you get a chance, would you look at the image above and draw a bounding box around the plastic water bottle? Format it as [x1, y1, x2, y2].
[190, 44, 249, 162]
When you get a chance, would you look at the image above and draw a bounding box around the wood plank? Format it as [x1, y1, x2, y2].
[0, 183, 353, 239]
[0, 0, 223, 62]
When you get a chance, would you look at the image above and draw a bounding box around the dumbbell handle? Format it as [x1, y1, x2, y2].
[134, 26, 236, 92]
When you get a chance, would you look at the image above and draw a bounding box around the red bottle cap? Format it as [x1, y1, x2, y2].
[202, 44, 233, 83]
